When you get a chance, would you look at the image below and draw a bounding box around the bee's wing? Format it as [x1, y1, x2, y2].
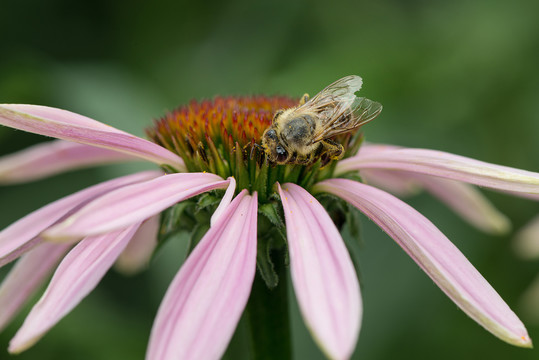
[290, 75, 381, 143]
[300, 75, 363, 115]
[310, 97, 383, 143]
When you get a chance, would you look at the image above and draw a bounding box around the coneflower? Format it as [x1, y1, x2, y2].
[0, 76, 537, 359]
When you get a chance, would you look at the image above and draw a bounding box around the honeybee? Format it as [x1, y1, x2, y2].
[261, 75, 382, 165]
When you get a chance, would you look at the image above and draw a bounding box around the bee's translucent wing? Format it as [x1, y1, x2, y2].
[308, 88, 382, 143]
[301, 75, 363, 115]
[311, 97, 382, 142]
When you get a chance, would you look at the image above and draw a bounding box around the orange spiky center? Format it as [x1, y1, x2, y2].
[147, 96, 296, 174]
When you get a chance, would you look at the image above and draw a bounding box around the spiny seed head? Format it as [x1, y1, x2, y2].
[147, 96, 296, 174]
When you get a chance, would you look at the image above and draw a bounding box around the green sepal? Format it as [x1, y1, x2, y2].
[344, 202, 364, 243]
[344, 131, 365, 158]
[340, 203, 364, 287]
[256, 202, 287, 289]
[234, 142, 250, 191]
[298, 159, 322, 191]
[256, 235, 279, 289]
[337, 171, 363, 183]
[284, 164, 302, 184]
[187, 222, 211, 255]
[258, 203, 285, 239]
[267, 164, 283, 197]
[160, 164, 178, 174]
[253, 159, 269, 202]
[158, 201, 193, 244]
[196, 192, 223, 212]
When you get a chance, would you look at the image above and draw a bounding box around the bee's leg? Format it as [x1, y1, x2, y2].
[291, 152, 305, 165]
[306, 151, 318, 165]
[297, 155, 311, 165]
[320, 139, 345, 160]
[299, 93, 310, 106]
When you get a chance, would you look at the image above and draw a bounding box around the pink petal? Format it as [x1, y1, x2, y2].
[0, 104, 185, 170]
[115, 215, 160, 275]
[8, 224, 141, 353]
[361, 169, 421, 197]
[514, 192, 539, 201]
[357, 142, 401, 155]
[44, 173, 229, 241]
[513, 215, 539, 260]
[0, 170, 161, 267]
[414, 175, 511, 234]
[210, 176, 236, 226]
[0, 242, 71, 332]
[362, 169, 511, 234]
[146, 190, 257, 360]
[0, 140, 139, 185]
[278, 183, 361, 360]
[0, 105, 125, 131]
[315, 178, 532, 347]
[338, 148, 539, 195]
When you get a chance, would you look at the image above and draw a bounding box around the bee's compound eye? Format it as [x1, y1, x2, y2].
[275, 145, 288, 162]
[266, 129, 277, 140]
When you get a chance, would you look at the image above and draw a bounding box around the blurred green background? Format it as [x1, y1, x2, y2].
[1, 0, 539, 359]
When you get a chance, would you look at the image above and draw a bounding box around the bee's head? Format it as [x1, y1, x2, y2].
[261, 127, 289, 164]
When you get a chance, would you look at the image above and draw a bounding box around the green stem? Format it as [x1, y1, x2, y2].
[246, 249, 291, 360]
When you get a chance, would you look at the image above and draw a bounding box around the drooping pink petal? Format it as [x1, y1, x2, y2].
[0, 104, 125, 131]
[362, 169, 511, 234]
[0, 104, 185, 170]
[361, 169, 421, 197]
[8, 224, 141, 353]
[513, 215, 539, 260]
[315, 178, 532, 347]
[115, 215, 160, 275]
[44, 173, 229, 241]
[337, 148, 539, 195]
[278, 183, 361, 360]
[146, 190, 257, 360]
[0, 171, 161, 267]
[0, 242, 71, 332]
[415, 175, 511, 234]
[0, 140, 139, 185]
[210, 176, 236, 226]
[513, 192, 539, 201]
